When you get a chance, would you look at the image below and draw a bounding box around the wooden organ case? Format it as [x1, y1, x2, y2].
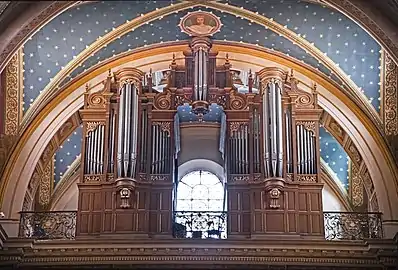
[76, 37, 324, 239]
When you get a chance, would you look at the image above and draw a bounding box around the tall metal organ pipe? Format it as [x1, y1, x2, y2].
[116, 81, 140, 179]
[262, 80, 284, 178]
[193, 47, 208, 101]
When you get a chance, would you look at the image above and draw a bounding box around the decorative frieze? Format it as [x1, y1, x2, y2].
[38, 157, 53, 207]
[4, 49, 23, 135]
[382, 51, 398, 136]
[350, 164, 363, 207]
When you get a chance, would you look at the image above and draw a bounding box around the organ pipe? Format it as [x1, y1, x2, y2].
[117, 82, 140, 179]
[262, 80, 284, 178]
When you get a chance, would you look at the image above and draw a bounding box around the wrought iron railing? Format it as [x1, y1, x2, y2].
[173, 211, 227, 239]
[19, 211, 77, 240]
[18, 211, 382, 241]
[324, 212, 383, 240]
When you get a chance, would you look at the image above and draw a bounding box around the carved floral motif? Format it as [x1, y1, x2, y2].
[86, 122, 104, 135]
[152, 122, 171, 136]
[150, 175, 169, 181]
[296, 174, 317, 182]
[5, 51, 22, 136]
[229, 122, 247, 133]
[39, 160, 53, 207]
[296, 121, 316, 133]
[83, 175, 102, 182]
[384, 53, 398, 136]
[231, 175, 250, 182]
[350, 164, 363, 207]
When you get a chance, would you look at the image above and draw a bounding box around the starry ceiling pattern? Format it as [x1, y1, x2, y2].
[22, 0, 173, 112]
[223, 0, 381, 110]
[21, 1, 369, 189]
[53, 126, 82, 184]
[319, 126, 350, 189]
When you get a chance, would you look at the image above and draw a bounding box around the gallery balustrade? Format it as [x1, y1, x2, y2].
[18, 211, 383, 241]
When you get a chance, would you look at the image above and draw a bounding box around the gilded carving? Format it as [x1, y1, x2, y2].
[28, 170, 40, 195]
[229, 90, 247, 110]
[361, 168, 374, 195]
[347, 143, 362, 167]
[152, 122, 171, 136]
[383, 52, 398, 136]
[296, 121, 316, 133]
[154, 91, 172, 110]
[329, 121, 345, 142]
[107, 173, 114, 182]
[83, 175, 102, 182]
[231, 175, 250, 182]
[86, 122, 104, 135]
[39, 158, 53, 207]
[350, 164, 363, 207]
[253, 174, 261, 182]
[150, 175, 169, 181]
[5, 50, 23, 136]
[296, 174, 317, 182]
[22, 195, 32, 211]
[229, 122, 247, 133]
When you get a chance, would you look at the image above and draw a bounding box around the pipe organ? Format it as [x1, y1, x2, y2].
[76, 36, 324, 239]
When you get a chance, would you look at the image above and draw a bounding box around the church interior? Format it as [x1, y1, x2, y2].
[0, 0, 397, 269]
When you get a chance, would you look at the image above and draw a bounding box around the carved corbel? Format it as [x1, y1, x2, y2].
[115, 178, 137, 209]
[264, 178, 285, 210]
[269, 188, 281, 209]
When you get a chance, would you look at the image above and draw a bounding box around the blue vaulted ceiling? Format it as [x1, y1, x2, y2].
[21, 0, 376, 189]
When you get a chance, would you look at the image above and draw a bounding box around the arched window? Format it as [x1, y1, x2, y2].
[173, 170, 227, 239]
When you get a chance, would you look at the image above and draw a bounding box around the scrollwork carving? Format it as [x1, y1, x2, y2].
[229, 90, 247, 110]
[351, 164, 363, 207]
[347, 143, 362, 166]
[39, 160, 53, 207]
[384, 53, 398, 136]
[152, 122, 171, 136]
[229, 122, 247, 133]
[5, 50, 22, 136]
[296, 174, 317, 182]
[83, 175, 102, 182]
[154, 91, 172, 110]
[231, 175, 250, 182]
[296, 121, 316, 133]
[86, 122, 104, 135]
[295, 93, 315, 109]
[150, 175, 169, 181]
[87, 92, 107, 109]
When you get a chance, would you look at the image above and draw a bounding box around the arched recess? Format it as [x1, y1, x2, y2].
[1, 42, 398, 238]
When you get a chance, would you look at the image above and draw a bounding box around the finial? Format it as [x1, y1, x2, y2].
[149, 68, 153, 75]
[108, 69, 112, 77]
[312, 82, 317, 93]
[290, 69, 294, 78]
[85, 83, 90, 92]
